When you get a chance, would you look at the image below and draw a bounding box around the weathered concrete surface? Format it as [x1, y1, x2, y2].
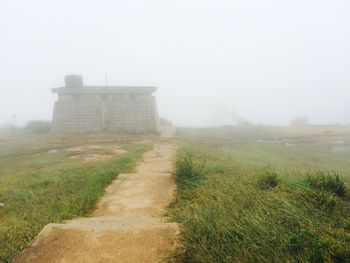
[16, 143, 179, 263]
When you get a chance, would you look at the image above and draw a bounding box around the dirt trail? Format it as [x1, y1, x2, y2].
[16, 141, 179, 263]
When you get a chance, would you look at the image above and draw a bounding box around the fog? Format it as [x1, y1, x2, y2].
[1, 0, 350, 127]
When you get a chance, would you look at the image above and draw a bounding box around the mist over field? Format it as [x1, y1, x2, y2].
[1, 0, 350, 126]
[2, 2, 350, 261]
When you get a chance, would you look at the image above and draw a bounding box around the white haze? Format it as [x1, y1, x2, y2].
[1, 0, 350, 127]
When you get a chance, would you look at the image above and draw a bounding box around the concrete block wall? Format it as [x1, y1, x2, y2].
[52, 101, 103, 132]
[109, 96, 159, 133]
[51, 96, 159, 133]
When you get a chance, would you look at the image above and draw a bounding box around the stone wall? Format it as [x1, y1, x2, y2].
[51, 95, 159, 133]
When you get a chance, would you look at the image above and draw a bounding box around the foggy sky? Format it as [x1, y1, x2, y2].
[1, 0, 350, 127]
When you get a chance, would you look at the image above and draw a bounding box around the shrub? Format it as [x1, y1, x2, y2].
[306, 171, 348, 198]
[25, 121, 51, 134]
[257, 168, 280, 190]
[174, 151, 206, 188]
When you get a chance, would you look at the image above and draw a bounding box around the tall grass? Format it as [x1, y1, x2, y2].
[174, 150, 207, 189]
[306, 171, 348, 198]
[168, 147, 350, 263]
[0, 142, 149, 262]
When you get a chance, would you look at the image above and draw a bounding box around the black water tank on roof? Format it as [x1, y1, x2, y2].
[65, 75, 84, 88]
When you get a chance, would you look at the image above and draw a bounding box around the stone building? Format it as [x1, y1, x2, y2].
[52, 75, 160, 133]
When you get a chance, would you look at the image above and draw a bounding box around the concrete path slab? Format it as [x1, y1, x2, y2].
[16, 143, 178, 263]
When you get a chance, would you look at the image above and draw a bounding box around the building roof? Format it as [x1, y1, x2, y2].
[52, 86, 157, 94]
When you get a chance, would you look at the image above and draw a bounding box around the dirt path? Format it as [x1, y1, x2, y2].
[16, 142, 179, 263]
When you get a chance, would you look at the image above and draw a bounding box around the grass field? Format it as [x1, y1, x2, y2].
[2, 126, 350, 263]
[0, 131, 150, 262]
[169, 126, 350, 263]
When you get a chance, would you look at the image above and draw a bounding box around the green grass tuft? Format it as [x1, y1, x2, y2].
[174, 150, 207, 190]
[257, 167, 280, 190]
[306, 171, 348, 198]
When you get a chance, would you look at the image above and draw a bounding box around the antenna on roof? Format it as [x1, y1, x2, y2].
[105, 72, 108, 87]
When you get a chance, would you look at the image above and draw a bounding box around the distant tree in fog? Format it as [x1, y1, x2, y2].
[25, 120, 51, 133]
[237, 118, 254, 126]
[291, 116, 309, 126]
